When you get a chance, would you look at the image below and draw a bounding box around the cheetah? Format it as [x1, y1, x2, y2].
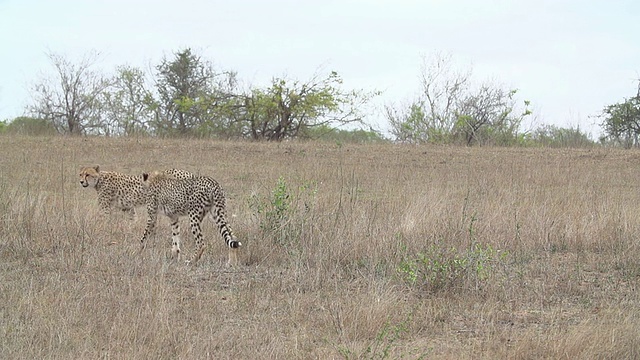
[79, 166, 194, 218]
[139, 171, 241, 266]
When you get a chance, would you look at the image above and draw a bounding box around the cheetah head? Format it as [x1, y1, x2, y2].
[79, 165, 101, 188]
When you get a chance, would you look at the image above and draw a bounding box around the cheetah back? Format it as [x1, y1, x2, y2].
[149, 176, 223, 217]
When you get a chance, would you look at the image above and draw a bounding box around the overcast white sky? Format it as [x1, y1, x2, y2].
[1, 0, 639, 137]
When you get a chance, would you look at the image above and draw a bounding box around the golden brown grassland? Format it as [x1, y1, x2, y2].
[1, 136, 640, 359]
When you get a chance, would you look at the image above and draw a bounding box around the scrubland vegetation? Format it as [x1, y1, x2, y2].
[1, 136, 639, 359]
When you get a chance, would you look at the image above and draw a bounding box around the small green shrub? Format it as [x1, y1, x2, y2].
[249, 176, 317, 247]
[5, 117, 57, 136]
[362, 320, 408, 360]
[398, 240, 508, 293]
[336, 313, 428, 360]
[254, 176, 291, 232]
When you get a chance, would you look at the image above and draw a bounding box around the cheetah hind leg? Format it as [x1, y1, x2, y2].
[185, 244, 206, 266]
[190, 245, 206, 265]
[169, 217, 182, 261]
[205, 212, 241, 267]
[227, 247, 239, 267]
[225, 234, 242, 267]
[186, 215, 206, 265]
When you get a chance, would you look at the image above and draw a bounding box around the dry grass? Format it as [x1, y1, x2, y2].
[1, 136, 640, 359]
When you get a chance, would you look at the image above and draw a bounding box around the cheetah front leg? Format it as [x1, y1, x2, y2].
[97, 194, 112, 216]
[140, 201, 158, 250]
[169, 215, 182, 261]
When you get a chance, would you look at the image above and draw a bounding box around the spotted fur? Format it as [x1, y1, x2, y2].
[140, 171, 241, 266]
[79, 165, 193, 218]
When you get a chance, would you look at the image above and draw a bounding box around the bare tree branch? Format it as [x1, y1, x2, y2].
[28, 51, 112, 135]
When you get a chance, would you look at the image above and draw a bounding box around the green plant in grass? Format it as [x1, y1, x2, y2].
[336, 312, 429, 360]
[266, 176, 291, 232]
[397, 213, 508, 292]
[398, 241, 508, 292]
[362, 319, 407, 359]
[249, 176, 317, 246]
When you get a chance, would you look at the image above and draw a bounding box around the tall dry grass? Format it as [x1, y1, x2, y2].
[1, 136, 639, 359]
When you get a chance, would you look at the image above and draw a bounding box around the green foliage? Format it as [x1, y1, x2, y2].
[154, 48, 210, 135]
[153, 48, 238, 137]
[25, 49, 376, 140]
[397, 243, 466, 291]
[398, 212, 508, 293]
[599, 86, 640, 148]
[100, 65, 154, 136]
[243, 71, 377, 141]
[249, 176, 317, 247]
[362, 321, 407, 360]
[386, 101, 443, 143]
[256, 176, 291, 233]
[336, 313, 427, 360]
[397, 240, 507, 293]
[452, 89, 532, 146]
[3, 117, 57, 136]
[530, 124, 594, 148]
[301, 124, 387, 143]
[387, 55, 531, 146]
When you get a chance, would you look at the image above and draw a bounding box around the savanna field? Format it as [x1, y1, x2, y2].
[1, 136, 640, 359]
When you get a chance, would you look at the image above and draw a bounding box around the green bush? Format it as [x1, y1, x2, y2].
[249, 176, 317, 247]
[302, 124, 387, 144]
[397, 240, 508, 293]
[530, 124, 594, 148]
[4, 117, 57, 136]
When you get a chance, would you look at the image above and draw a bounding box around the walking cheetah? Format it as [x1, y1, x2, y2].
[79, 166, 194, 218]
[139, 171, 241, 266]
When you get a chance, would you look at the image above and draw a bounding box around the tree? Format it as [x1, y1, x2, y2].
[420, 54, 471, 137]
[386, 100, 430, 143]
[152, 48, 238, 136]
[242, 71, 374, 141]
[386, 54, 530, 145]
[190, 69, 242, 138]
[453, 86, 531, 146]
[101, 65, 155, 136]
[28, 52, 112, 135]
[599, 81, 640, 148]
[387, 54, 470, 143]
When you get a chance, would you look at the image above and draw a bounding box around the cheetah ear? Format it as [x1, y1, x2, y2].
[142, 173, 149, 181]
[94, 165, 100, 172]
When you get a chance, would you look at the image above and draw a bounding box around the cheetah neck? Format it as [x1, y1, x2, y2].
[94, 175, 103, 190]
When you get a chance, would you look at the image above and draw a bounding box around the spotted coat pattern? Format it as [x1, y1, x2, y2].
[140, 172, 241, 266]
[79, 166, 193, 218]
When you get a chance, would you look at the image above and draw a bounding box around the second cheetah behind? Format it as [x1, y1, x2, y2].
[140, 171, 241, 266]
[79, 166, 194, 218]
